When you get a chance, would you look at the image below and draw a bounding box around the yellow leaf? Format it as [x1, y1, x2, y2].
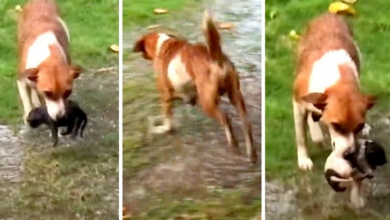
[218, 22, 234, 29]
[328, 2, 356, 16]
[153, 8, 168, 14]
[109, 44, 119, 53]
[15, 5, 22, 12]
[342, 0, 357, 4]
[147, 24, 161, 29]
[289, 30, 300, 40]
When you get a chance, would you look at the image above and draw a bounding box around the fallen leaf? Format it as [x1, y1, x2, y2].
[342, 0, 357, 4]
[289, 30, 300, 40]
[147, 24, 161, 29]
[153, 8, 168, 14]
[218, 22, 234, 29]
[15, 5, 22, 12]
[328, 2, 356, 16]
[122, 214, 131, 219]
[109, 44, 119, 53]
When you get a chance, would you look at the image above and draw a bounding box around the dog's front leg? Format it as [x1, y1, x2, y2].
[293, 98, 312, 170]
[151, 80, 174, 134]
[350, 179, 365, 208]
[17, 80, 33, 124]
[227, 88, 257, 164]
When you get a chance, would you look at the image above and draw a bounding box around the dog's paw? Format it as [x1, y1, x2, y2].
[150, 125, 172, 134]
[298, 156, 313, 171]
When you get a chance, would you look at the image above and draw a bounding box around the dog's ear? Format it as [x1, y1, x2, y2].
[365, 95, 376, 110]
[21, 68, 39, 82]
[301, 93, 328, 111]
[133, 36, 146, 53]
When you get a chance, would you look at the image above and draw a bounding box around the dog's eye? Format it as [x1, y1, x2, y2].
[63, 90, 72, 99]
[354, 123, 365, 134]
[331, 122, 345, 134]
[43, 91, 54, 99]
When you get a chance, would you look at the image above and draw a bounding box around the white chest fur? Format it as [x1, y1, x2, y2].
[308, 49, 359, 94]
[167, 55, 195, 97]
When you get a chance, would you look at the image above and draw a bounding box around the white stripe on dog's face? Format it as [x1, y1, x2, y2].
[45, 98, 66, 121]
[329, 127, 354, 153]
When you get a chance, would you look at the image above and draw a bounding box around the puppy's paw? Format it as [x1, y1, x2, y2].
[298, 156, 313, 171]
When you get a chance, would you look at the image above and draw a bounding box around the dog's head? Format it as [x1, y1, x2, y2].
[27, 107, 49, 128]
[21, 50, 83, 121]
[133, 32, 177, 60]
[302, 87, 375, 152]
[365, 140, 387, 168]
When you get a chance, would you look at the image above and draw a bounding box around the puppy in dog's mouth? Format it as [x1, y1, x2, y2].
[324, 139, 387, 192]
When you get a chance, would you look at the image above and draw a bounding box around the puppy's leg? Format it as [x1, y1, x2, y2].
[49, 124, 59, 147]
[293, 98, 312, 170]
[307, 113, 325, 147]
[227, 87, 257, 164]
[17, 80, 33, 124]
[350, 179, 365, 208]
[70, 118, 81, 138]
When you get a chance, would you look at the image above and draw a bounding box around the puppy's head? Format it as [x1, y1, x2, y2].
[365, 140, 387, 168]
[21, 51, 83, 121]
[301, 83, 375, 152]
[27, 107, 49, 128]
[133, 32, 177, 60]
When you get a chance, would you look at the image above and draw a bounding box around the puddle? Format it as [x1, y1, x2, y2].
[123, 0, 261, 217]
[0, 126, 22, 182]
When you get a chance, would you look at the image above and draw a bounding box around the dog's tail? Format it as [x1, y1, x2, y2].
[202, 10, 223, 61]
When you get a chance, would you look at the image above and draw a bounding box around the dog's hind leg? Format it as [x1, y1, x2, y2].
[293, 98, 312, 170]
[227, 86, 257, 164]
[307, 113, 325, 147]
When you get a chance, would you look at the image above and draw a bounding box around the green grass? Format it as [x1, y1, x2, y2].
[122, 0, 261, 219]
[0, 0, 118, 124]
[266, 0, 390, 219]
[0, 0, 119, 219]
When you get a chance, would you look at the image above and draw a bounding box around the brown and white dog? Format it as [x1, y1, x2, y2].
[17, 0, 82, 123]
[293, 13, 375, 207]
[132, 10, 257, 164]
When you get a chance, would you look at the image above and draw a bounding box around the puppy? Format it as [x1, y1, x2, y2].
[132, 10, 257, 163]
[292, 13, 375, 171]
[17, 0, 82, 124]
[27, 100, 88, 147]
[324, 139, 387, 207]
[345, 139, 387, 177]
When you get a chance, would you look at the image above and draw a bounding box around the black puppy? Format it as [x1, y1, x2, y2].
[27, 100, 88, 147]
[344, 139, 387, 178]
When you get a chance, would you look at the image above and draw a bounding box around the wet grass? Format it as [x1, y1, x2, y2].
[266, 0, 390, 219]
[0, 0, 119, 219]
[123, 0, 261, 219]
